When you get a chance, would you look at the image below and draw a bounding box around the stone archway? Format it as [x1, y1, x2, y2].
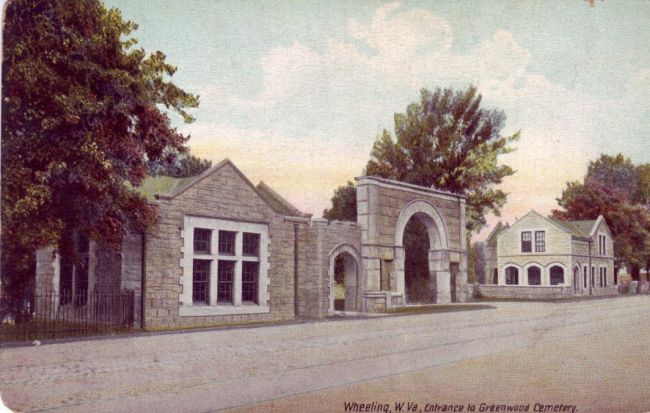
[354, 176, 467, 311]
[328, 244, 361, 313]
[394, 200, 451, 304]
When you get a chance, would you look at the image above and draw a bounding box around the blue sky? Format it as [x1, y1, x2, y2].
[105, 0, 649, 238]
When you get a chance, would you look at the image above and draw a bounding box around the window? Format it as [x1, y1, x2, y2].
[59, 256, 73, 305]
[192, 260, 210, 304]
[182, 216, 269, 316]
[583, 266, 587, 288]
[599, 235, 607, 256]
[217, 260, 235, 304]
[599, 267, 607, 287]
[550, 266, 564, 285]
[521, 232, 532, 253]
[535, 231, 545, 252]
[58, 233, 89, 306]
[193, 228, 211, 254]
[527, 267, 541, 285]
[591, 267, 595, 287]
[505, 267, 519, 285]
[242, 262, 258, 304]
[218, 230, 236, 255]
[242, 233, 260, 256]
[493, 268, 498, 284]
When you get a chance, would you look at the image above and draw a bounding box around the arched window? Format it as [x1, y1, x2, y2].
[527, 266, 541, 285]
[505, 267, 519, 285]
[550, 266, 564, 285]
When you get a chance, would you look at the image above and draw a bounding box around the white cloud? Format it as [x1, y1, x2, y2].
[189, 3, 648, 230]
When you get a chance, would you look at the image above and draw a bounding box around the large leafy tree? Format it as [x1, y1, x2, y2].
[148, 152, 212, 178]
[323, 181, 357, 222]
[325, 85, 519, 232]
[553, 154, 650, 277]
[1, 0, 199, 301]
[637, 163, 650, 206]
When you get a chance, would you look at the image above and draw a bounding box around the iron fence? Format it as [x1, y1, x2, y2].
[1, 289, 135, 342]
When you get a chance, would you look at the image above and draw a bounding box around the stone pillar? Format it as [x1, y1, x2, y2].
[394, 246, 405, 297]
[430, 250, 451, 304]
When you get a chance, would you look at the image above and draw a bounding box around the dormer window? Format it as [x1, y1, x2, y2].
[521, 231, 532, 252]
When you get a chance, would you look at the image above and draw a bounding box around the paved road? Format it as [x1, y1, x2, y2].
[1, 296, 648, 412]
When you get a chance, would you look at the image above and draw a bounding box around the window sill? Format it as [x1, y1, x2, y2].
[179, 304, 270, 317]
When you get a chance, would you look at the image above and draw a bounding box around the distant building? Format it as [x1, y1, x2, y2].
[479, 211, 617, 299]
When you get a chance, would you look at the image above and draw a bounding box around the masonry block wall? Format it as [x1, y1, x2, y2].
[144, 163, 296, 328]
[297, 219, 362, 318]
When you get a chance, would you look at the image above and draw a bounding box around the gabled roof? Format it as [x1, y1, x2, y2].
[502, 210, 591, 240]
[572, 217, 604, 237]
[547, 217, 591, 238]
[135, 158, 308, 218]
[486, 221, 509, 246]
[256, 181, 311, 218]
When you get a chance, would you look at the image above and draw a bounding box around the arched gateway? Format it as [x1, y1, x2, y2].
[354, 176, 467, 311]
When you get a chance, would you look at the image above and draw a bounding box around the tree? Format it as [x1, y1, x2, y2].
[553, 154, 650, 278]
[472, 241, 486, 284]
[585, 154, 638, 202]
[1, 0, 199, 303]
[325, 86, 519, 232]
[149, 152, 212, 178]
[323, 181, 357, 222]
[637, 163, 650, 206]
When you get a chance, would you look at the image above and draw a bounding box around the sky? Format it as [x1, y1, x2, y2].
[105, 0, 650, 240]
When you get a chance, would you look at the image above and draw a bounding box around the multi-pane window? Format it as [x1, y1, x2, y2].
[217, 260, 235, 304]
[192, 260, 210, 304]
[193, 228, 211, 254]
[243, 233, 260, 257]
[59, 256, 73, 305]
[505, 267, 519, 285]
[521, 232, 532, 253]
[58, 234, 89, 306]
[183, 217, 268, 314]
[218, 230, 236, 255]
[527, 267, 541, 285]
[242, 262, 259, 304]
[599, 268, 603, 287]
[550, 266, 564, 285]
[534, 231, 545, 252]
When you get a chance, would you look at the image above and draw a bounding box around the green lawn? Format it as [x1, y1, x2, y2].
[387, 304, 495, 315]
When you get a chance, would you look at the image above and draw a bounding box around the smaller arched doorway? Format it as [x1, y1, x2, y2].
[573, 266, 580, 292]
[328, 245, 361, 313]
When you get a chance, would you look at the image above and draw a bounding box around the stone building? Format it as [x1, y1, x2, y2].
[480, 210, 617, 299]
[35, 159, 467, 328]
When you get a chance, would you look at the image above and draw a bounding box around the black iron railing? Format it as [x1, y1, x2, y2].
[1, 289, 135, 342]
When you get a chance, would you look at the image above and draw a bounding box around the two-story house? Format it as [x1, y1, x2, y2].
[481, 210, 616, 299]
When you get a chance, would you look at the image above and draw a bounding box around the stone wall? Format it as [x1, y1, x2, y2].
[94, 241, 122, 293]
[476, 284, 574, 299]
[297, 219, 362, 318]
[35, 247, 56, 294]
